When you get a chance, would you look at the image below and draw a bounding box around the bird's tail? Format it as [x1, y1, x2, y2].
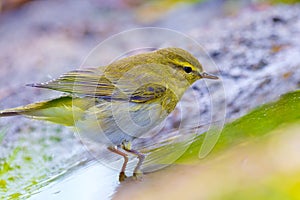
[0, 96, 93, 126]
[0, 110, 20, 117]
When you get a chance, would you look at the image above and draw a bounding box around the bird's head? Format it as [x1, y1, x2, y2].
[156, 47, 218, 85]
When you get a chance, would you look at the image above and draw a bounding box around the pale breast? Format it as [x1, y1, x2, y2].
[75, 99, 168, 146]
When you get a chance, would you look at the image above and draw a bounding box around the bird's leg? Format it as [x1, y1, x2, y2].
[121, 141, 145, 178]
[124, 149, 145, 178]
[107, 145, 128, 182]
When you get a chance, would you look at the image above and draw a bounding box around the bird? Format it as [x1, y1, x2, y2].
[0, 47, 218, 181]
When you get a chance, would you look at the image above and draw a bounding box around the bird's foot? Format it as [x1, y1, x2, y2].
[133, 171, 143, 181]
[119, 172, 127, 182]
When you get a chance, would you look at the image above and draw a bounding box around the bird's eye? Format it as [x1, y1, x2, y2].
[183, 66, 192, 73]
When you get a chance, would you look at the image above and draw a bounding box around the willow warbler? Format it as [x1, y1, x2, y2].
[0, 47, 218, 181]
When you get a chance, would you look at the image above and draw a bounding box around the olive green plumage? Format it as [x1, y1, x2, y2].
[0, 47, 218, 180]
[0, 47, 217, 130]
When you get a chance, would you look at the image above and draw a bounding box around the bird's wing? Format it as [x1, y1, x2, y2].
[128, 83, 166, 103]
[28, 68, 116, 99]
[28, 68, 166, 103]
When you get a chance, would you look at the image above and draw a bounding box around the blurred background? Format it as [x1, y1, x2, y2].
[0, 0, 300, 199]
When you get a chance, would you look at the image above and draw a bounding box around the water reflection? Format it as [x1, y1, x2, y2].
[29, 162, 119, 200]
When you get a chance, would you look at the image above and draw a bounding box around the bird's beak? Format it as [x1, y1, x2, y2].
[200, 72, 219, 80]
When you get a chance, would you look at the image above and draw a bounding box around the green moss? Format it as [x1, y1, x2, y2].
[42, 155, 53, 162]
[177, 90, 300, 162]
[0, 162, 13, 175]
[9, 192, 22, 199]
[266, 0, 300, 4]
[49, 136, 62, 142]
[0, 180, 7, 189]
[23, 156, 32, 162]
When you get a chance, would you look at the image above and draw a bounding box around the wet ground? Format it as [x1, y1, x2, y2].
[0, 0, 299, 199]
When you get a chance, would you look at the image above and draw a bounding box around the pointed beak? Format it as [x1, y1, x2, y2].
[200, 72, 219, 80]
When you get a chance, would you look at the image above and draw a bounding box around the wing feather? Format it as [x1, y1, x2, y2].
[28, 68, 166, 103]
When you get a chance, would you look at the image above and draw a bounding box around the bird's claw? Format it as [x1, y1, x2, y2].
[133, 171, 143, 180]
[119, 172, 127, 182]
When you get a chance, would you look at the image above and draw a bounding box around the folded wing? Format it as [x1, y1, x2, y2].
[27, 68, 166, 103]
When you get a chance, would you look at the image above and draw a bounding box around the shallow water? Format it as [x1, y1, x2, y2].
[29, 162, 118, 200]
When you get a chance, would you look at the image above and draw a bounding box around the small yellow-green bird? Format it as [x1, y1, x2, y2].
[0, 47, 218, 181]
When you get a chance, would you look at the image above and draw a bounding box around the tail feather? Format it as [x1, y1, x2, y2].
[0, 96, 94, 126]
[26, 82, 49, 88]
[0, 111, 21, 117]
